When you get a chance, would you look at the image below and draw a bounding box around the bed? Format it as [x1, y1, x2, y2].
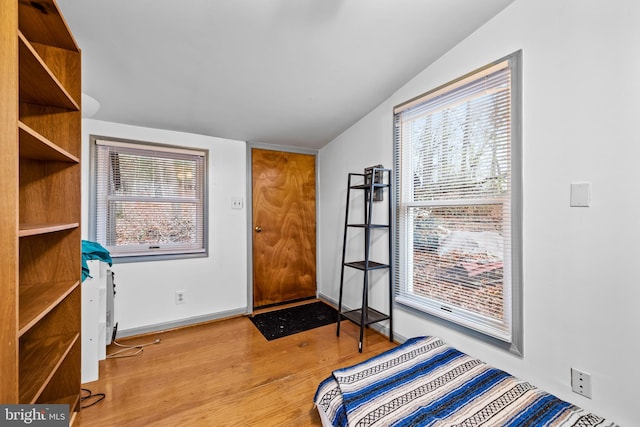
[314, 336, 617, 427]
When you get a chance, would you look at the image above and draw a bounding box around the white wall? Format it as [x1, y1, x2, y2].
[81, 119, 248, 335]
[318, 0, 639, 424]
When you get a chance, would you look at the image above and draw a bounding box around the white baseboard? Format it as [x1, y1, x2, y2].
[116, 307, 248, 339]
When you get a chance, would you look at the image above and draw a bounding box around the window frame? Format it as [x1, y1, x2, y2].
[393, 51, 523, 355]
[89, 135, 209, 263]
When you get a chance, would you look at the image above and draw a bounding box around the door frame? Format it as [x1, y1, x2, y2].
[246, 142, 319, 314]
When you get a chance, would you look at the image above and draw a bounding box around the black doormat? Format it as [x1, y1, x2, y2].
[250, 301, 337, 341]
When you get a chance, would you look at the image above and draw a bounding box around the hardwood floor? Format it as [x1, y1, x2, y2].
[78, 308, 396, 426]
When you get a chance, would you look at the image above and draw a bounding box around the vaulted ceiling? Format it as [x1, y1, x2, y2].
[58, 0, 515, 149]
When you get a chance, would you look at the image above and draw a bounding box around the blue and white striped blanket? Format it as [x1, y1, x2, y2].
[314, 336, 617, 427]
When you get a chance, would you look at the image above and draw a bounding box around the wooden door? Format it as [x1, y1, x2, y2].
[252, 148, 316, 308]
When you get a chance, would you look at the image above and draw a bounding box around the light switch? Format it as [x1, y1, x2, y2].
[570, 182, 591, 207]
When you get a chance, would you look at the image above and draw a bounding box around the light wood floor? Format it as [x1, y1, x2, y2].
[78, 304, 396, 426]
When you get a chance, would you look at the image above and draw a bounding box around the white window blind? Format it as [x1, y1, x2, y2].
[94, 138, 207, 259]
[393, 54, 521, 344]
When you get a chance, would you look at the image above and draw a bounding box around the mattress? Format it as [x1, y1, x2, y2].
[314, 336, 617, 427]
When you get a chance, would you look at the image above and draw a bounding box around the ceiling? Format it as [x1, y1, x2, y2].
[57, 0, 515, 150]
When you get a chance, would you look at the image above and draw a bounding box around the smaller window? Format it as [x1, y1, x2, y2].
[91, 136, 207, 261]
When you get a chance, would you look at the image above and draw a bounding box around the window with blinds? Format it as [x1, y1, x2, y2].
[393, 52, 522, 349]
[91, 137, 208, 260]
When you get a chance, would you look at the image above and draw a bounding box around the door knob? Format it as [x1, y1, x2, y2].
[255, 226, 262, 232]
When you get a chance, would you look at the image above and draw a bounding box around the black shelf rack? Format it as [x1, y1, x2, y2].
[336, 167, 393, 352]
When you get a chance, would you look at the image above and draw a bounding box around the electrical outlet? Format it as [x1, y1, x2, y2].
[571, 368, 592, 398]
[231, 198, 243, 210]
[175, 290, 185, 305]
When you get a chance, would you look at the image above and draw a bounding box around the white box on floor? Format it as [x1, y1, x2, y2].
[81, 260, 109, 383]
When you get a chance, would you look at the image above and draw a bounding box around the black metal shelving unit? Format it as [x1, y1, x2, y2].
[336, 167, 393, 352]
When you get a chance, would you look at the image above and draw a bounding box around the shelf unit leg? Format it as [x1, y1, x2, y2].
[336, 174, 352, 337]
[387, 168, 394, 343]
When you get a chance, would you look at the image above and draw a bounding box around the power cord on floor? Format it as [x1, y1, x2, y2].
[81, 338, 161, 409]
[106, 338, 162, 359]
[81, 388, 105, 409]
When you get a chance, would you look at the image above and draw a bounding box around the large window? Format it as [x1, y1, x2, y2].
[393, 52, 522, 351]
[91, 136, 207, 261]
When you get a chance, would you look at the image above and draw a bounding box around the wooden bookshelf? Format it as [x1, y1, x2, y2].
[19, 223, 81, 238]
[19, 333, 79, 403]
[18, 0, 79, 51]
[1, 0, 82, 419]
[19, 281, 80, 336]
[19, 121, 79, 163]
[18, 32, 79, 110]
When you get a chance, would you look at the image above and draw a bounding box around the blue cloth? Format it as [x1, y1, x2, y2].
[81, 240, 112, 282]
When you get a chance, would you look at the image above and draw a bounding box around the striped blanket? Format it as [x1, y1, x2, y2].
[314, 337, 617, 427]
